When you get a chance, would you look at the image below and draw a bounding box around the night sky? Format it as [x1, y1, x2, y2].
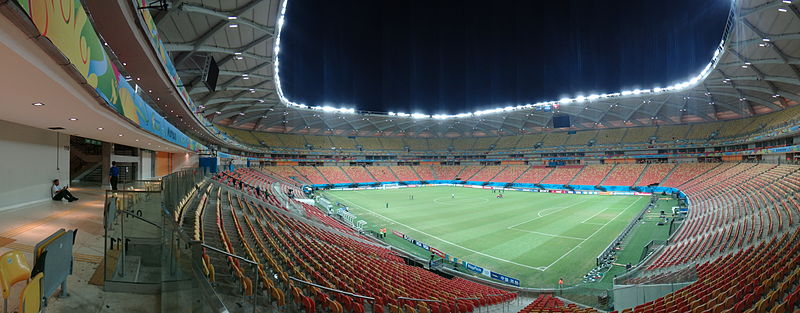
[277, 0, 731, 114]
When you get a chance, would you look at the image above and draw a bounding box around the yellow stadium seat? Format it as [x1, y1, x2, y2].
[19, 273, 42, 313]
[0, 251, 31, 313]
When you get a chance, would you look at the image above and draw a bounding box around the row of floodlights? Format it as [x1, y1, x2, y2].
[270, 0, 725, 120]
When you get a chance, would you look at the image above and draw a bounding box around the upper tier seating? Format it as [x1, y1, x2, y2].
[685, 122, 721, 140]
[474, 137, 499, 150]
[390, 166, 421, 181]
[636, 163, 675, 186]
[655, 125, 690, 142]
[403, 138, 429, 151]
[603, 164, 646, 186]
[622, 127, 656, 144]
[542, 133, 567, 147]
[494, 136, 522, 149]
[570, 164, 613, 186]
[594, 128, 626, 145]
[452, 138, 477, 150]
[354, 137, 382, 150]
[378, 137, 404, 150]
[564, 131, 597, 146]
[317, 167, 353, 184]
[542, 167, 583, 185]
[304, 135, 332, 149]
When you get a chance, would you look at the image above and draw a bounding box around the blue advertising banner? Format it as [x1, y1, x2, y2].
[465, 262, 484, 274]
[490, 272, 521, 287]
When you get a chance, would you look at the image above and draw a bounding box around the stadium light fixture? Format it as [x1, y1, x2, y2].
[271, 0, 733, 121]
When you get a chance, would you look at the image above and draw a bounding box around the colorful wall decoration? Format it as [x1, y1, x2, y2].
[13, 0, 201, 151]
[132, 0, 250, 150]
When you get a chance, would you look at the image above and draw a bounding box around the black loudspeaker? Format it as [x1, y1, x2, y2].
[203, 57, 220, 92]
[553, 115, 571, 128]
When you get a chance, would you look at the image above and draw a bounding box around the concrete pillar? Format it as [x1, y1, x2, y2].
[101, 142, 112, 187]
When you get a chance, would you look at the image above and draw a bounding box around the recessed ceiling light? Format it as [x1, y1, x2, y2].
[228, 16, 238, 20]
[68, 117, 78, 121]
[135, 139, 140, 142]
[97, 127, 103, 130]
[229, 24, 239, 28]
[118, 134, 123, 137]
[32, 102, 45, 106]
[122, 62, 127, 66]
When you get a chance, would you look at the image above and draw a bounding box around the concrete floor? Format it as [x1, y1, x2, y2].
[0, 186, 160, 313]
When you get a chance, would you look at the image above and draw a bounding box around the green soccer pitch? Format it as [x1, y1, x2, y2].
[321, 186, 647, 288]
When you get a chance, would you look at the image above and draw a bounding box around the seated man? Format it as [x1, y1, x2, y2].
[52, 179, 78, 202]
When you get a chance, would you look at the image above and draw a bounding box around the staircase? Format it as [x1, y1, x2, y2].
[659, 163, 680, 185]
[340, 166, 356, 184]
[313, 166, 331, 184]
[598, 164, 618, 185]
[487, 165, 510, 183]
[633, 163, 651, 186]
[567, 165, 587, 185]
[386, 166, 403, 181]
[512, 165, 532, 184]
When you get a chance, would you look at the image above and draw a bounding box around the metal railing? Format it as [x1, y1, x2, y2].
[199, 243, 260, 313]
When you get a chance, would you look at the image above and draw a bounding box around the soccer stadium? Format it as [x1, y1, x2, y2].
[0, 0, 800, 312]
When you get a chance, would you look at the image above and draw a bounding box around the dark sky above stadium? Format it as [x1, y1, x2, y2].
[277, 0, 731, 114]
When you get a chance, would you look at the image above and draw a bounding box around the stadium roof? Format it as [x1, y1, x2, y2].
[157, 0, 800, 138]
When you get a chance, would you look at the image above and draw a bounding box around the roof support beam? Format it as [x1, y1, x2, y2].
[173, 0, 267, 66]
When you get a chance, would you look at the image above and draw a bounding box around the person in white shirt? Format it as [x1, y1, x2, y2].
[52, 179, 78, 202]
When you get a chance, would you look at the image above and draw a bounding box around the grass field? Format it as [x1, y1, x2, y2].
[322, 186, 648, 288]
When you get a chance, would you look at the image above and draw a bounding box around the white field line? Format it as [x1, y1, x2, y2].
[325, 192, 547, 271]
[543, 197, 646, 270]
[510, 228, 586, 240]
[506, 198, 590, 229]
[581, 208, 609, 223]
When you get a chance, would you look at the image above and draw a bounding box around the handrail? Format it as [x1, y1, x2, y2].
[120, 210, 163, 229]
[200, 243, 258, 265]
[397, 297, 442, 303]
[290, 276, 375, 300]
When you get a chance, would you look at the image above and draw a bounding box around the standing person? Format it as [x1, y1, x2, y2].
[51, 179, 78, 202]
[451, 193, 455, 199]
[109, 161, 120, 190]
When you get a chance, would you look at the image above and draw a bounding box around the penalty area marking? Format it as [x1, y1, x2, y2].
[325, 192, 547, 272]
[542, 197, 646, 271]
[581, 207, 609, 224]
[509, 228, 586, 241]
[505, 198, 590, 230]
